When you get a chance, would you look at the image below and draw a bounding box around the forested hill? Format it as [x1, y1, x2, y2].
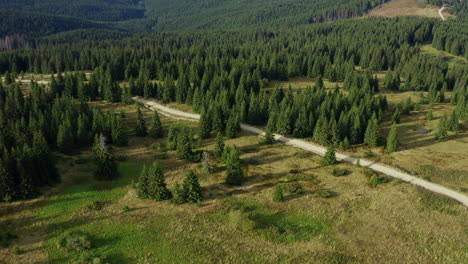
[145, 0, 390, 31]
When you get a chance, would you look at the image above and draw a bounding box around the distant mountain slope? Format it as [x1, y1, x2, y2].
[145, 0, 390, 31]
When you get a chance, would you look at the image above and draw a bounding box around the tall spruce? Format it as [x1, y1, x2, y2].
[386, 123, 399, 152]
[149, 111, 163, 138]
[135, 106, 147, 137]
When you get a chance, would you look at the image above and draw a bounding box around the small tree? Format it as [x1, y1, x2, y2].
[225, 114, 240, 138]
[176, 129, 193, 160]
[201, 151, 213, 174]
[135, 107, 147, 137]
[183, 170, 202, 203]
[146, 163, 172, 201]
[137, 165, 150, 198]
[198, 109, 212, 139]
[448, 111, 460, 132]
[272, 184, 284, 202]
[214, 132, 225, 157]
[166, 125, 178, 150]
[386, 122, 399, 152]
[321, 145, 337, 166]
[261, 130, 275, 145]
[425, 108, 434, 120]
[149, 111, 163, 138]
[225, 147, 244, 186]
[436, 115, 448, 142]
[93, 134, 119, 181]
[171, 181, 185, 204]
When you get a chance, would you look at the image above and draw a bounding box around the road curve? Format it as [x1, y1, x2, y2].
[133, 96, 468, 208]
[439, 6, 446, 21]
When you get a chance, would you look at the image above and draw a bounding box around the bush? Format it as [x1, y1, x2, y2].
[58, 232, 92, 252]
[272, 184, 284, 202]
[285, 173, 318, 182]
[0, 229, 17, 248]
[368, 174, 389, 187]
[283, 183, 303, 194]
[86, 201, 106, 211]
[332, 168, 349, 177]
[315, 189, 334, 198]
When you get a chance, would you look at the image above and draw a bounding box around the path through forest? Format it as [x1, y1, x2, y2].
[133, 96, 468, 207]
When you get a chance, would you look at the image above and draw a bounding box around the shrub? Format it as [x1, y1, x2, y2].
[332, 168, 349, 177]
[272, 184, 284, 202]
[283, 183, 303, 194]
[368, 174, 389, 187]
[14, 247, 23, 255]
[122, 206, 130, 212]
[315, 189, 334, 198]
[58, 232, 92, 252]
[86, 201, 106, 211]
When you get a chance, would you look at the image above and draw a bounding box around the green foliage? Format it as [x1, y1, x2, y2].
[137, 163, 172, 201]
[176, 128, 194, 161]
[321, 146, 337, 166]
[225, 114, 240, 139]
[272, 184, 284, 202]
[148, 111, 164, 138]
[135, 107, 147, 137]
[225, 147, 244, 186]
[315, 189, 334, 198]
[436, 114, 449, 142]
[332, 168, 349, 177]
[166, 125, 178, 150]
[92, 135, 119, 181]
[171, 181, 185, 205]
[214, 132, 225, 157]
[0, 229, 17, 248]
[260, 130, 276, 145]
[386, 123, 399, 152]
[182, 170, 202, 203]
[418, 188, 461, 215]
[58, 232, 92, 252]
[201, 151, 213, 174]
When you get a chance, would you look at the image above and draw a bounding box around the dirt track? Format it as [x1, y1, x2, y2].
[133, 96, 468, 208]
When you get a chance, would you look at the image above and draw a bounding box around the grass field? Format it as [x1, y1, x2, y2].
[1, 102, 467, 264]
[367, 0, 442, 18]
[421, 44, 467, 68]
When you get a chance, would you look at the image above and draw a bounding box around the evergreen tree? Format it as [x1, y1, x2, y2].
[111, 116, 128, 146]
[183, 169, 202, 203]
[261, 130, 275, 145]
[436, 115, 449, 142]
[171, 181, 185, 204]
[272, 184, 284, 202]
[166, 125, 178, 150]
[148, 111, 163, 138]
[146, 163, 172, 201]
[57, 120, 73, 154]
[0, 164, 15, 201]
[225, 113, 240, 138]
[364, 115, 379, 147]
[93, 134, 119, 180]
[198, 109, 212, 139]
[448, 111, 460, 132]
[214, 132, 225, 157]
[426, 107, 434, 120]
[135, 107, 147, 137]
[225, 147, 244, 186]
[137, 165, 150, 198]
[176, 128, 193, 160]
[386, 123, 399, 152]
[321, 145, 337, 166]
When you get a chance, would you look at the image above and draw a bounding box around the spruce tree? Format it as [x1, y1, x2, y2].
[111, 116, 128, 146]
[93, 134, 119, 180]
[57, 120, 73, 154]
[201, 151, 213, 174]
[166, 125, 178, 150]
[448, 111, 460, 132]
[0, 164, 15, 202]
[137, 165, 150, 198]
[436, 115, 449, 142]
[386, 123, 399, 152]
[364, 115, 379, 147]
[183, 170, 202, 203]
[135, 107, 147, 137]
[321, 145, 337, 166]
[225, 147, 244, 186]
[149, 111, 163, 138]
[198, 109, 212, 139]
[147, 163, 172, 201]
[225, 114, 240, 138]
[214, 132, 225, 157]
[261, 130, 275, 145]
[171, 181, 185, 204]
[176, 129, 193, 161]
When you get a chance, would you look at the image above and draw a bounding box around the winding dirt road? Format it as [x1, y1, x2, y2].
[133, 96, 468, 208]
[439, 6, 446, 21]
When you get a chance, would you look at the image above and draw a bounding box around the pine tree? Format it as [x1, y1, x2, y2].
[57, 120, 73, 154]
[111, 116, 128, 146]
[135, 107, 147, 137]
[272, 184, 284, 202]
[147, 163, 172, 201]
[176, 129, 193, 160]
[149, 111, 163, 138]
[171, 181, 185, 204]
[436, 115, 449, 142]
[225, 114, 240, 138]
[321, 145, 337, 166]
[137, 165, 150, 198]
[214, 132, 225, 157]
[261, 130, 275, 144]
[425, 107, 434, 120]
[225, 147, 244, 186]
[198, 109, 212, 139]
[183, 170, 202, 203]
[364, 115, 379, 147]
[77, 114, 90, 145]
[386, 123, 399, 152]
[448, 111, 460, 132]
[93, 134, 119, 180]
[0, 164, 15, 202]
[166, 125, 178, 150]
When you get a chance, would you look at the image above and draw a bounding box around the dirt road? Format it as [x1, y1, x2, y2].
[439, 6, 446, 21]
[133, 96, 468, 207]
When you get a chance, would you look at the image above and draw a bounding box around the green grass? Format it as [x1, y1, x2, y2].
[223, 198, 329, 243]
[417, 187, 462, 215]
[37, 161, 148, 263]
[421, 44, 467, 68]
